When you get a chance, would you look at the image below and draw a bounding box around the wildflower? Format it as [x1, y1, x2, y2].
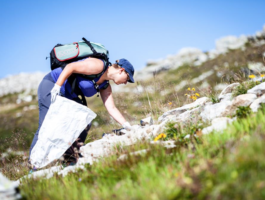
[79, 178, 82, 182]
[168, 102, 172, 105]
[192, 88, 195, 91]
[185, 93, 188, 96]
[192, 96, 197, 100]
[154, 133, 166, 141]
[249, 74, 255, 79]
[261, 74, 265, 78]
[195, 93, 200, 97]
[187, 87, 191, 91]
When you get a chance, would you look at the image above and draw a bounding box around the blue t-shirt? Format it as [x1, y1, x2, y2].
[51, 59, 109, 99]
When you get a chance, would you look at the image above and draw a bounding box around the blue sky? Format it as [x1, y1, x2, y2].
[0, 0, 265, 78]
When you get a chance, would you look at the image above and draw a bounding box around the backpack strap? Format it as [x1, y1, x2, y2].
[82, 37, 97, 54]
[80, 59, 110, 80]
[68, 60, 111, 102]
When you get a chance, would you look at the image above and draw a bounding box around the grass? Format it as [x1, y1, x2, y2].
[2, 42, 265, 199]
[17, 106, 265, 199]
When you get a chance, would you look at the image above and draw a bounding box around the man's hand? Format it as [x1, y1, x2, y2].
[122, 121, 132, 131]
[51, 84, 61, 103]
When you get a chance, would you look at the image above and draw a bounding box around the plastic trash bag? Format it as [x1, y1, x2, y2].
[30, 96, 96, 168]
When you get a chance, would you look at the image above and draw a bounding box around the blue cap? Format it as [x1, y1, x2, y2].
[116, 58, 135, 83]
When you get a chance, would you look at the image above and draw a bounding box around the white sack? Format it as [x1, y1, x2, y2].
[30, 96, 96, 168]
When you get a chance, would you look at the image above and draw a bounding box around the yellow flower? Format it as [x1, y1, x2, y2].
[192, 88, 195, 91]
[185, 93, 188, 96]
[160, 133, 166, 138]
[249, 74, 255, 79]
[154, 136, 160, 141]
[261, 74, 265, 78]
[168, 102, 172, 105]
[192, 96, 197, 100]
[187, 87, 191, 91]
[195, 93, 200, 97]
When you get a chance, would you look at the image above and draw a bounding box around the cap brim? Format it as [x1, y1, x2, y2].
[128, 75, 134, 83]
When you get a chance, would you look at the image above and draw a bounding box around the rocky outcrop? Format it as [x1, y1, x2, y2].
[18, 78, 265, 183]
[0, 72, 46, 97]
[202, 117, 235, 135]
[158, 97, 210, 123]
[215, 35, 248, 54]
[218, 83, 240, 100]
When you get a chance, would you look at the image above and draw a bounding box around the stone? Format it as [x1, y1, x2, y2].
[200, 99, 233, 122]
[140, 116, 153, 126]
[117, 149, 148, 161]
[250, 94, 265, 112]
[247, 82, 265, 96]
[202, 117, 235, 135]
[158, 97, 210, 122]
[215, 35, 248, 54]
[218, 83, 240, 100]
[248, 62, 265, 73]
[0, 72, 45, 97]
[231, 94, 257, 107]
[175, 107, 202, 124]
[191, 70, 214, 84]
[220, 93, 233, 102]
[150, 140, 176, 149]
[219, 94, 257, 117]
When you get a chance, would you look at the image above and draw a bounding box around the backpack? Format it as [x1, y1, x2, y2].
[49, 38, 111, 105]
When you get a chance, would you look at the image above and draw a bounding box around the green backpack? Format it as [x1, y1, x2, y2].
[49, 37, 111, 105]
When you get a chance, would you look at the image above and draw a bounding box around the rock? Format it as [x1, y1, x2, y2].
[117, 149, 148, 161]
[200, 99, 233, 122]
[158, 97, 210, 123]
[220, 93, 233, 102]
[140, 116, 153, 126]
[150, 140, 176, 149]
[218, 83, 240, 100]
[231, 94, 257, 107]
[191, 70, 214, 84]
[0, 72, 46, 97]
[215, 35, 248, 54]
[247, 82, 265, 96]
[248, 62, 265, 73]
[135, 48, 207, 81]
[214, 83, 228, 91]
[250, 94, 265, 112]
[184, 134, 190, 139]
[0, 172, 21, 200]
[175, 107, 202, 124]
[202, 117, 235, 135]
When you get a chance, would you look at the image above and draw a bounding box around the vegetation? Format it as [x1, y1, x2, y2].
[235, 106, 252, 119]
[1, 41, 265, 199]
[18, 106, 265, 199]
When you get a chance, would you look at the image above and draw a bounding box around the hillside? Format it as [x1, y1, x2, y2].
[1, 25, 265, 199]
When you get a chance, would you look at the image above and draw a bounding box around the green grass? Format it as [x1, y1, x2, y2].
[2, 42, 265, 199]
[17, 106, 265, 200]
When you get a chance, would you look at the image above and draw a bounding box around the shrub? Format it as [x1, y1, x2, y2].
[235, 106, 252, 119]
